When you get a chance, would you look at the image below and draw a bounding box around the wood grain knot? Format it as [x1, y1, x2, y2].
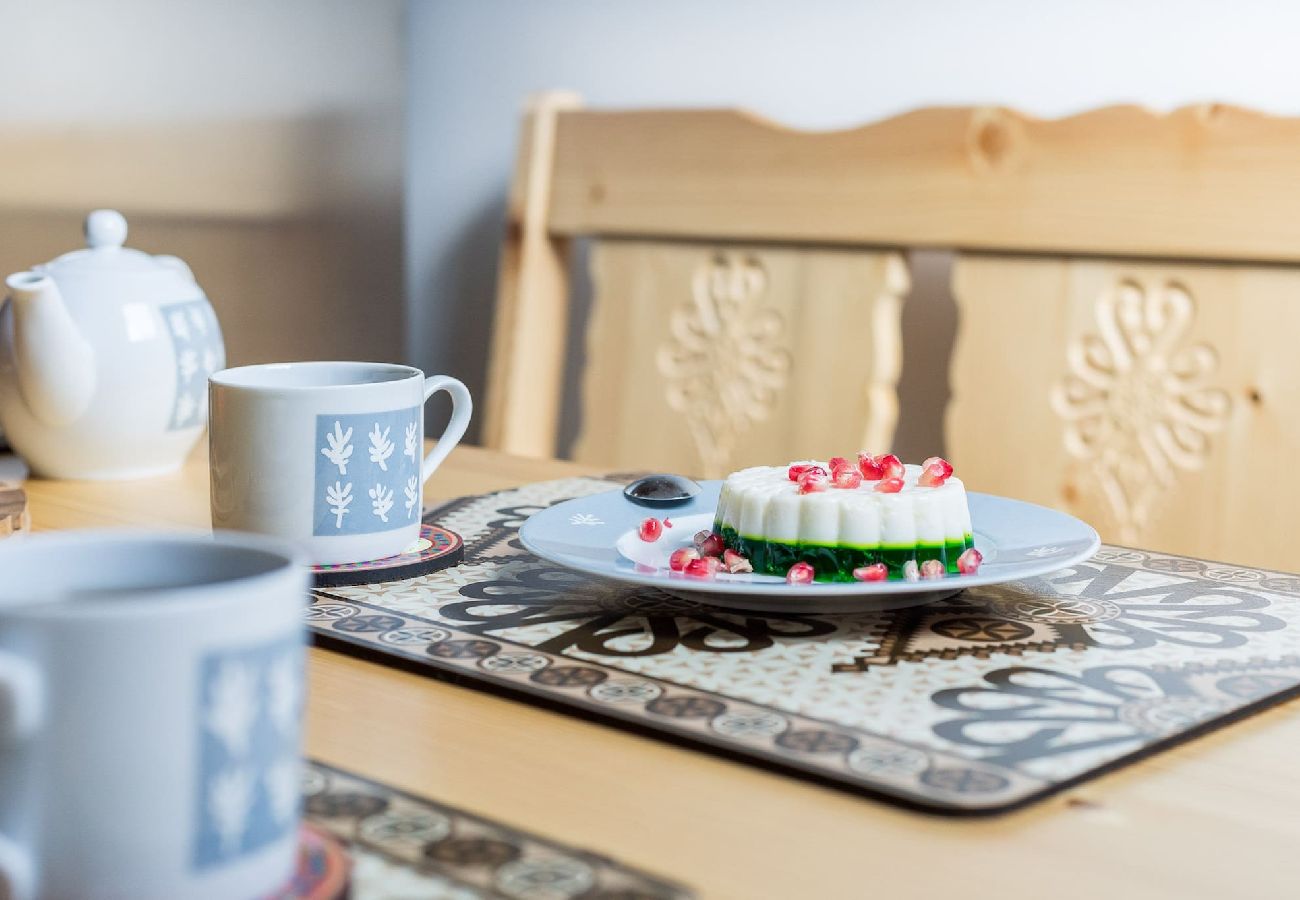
[967, 109, 1022, 174]
[1247, 386, 1264, 406]
[1195, 103, 1227, 126]
[1066, 796, 1102, 811]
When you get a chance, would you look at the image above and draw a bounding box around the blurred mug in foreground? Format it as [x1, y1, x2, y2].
[0, 531, 308, 900]
[209, 362, 472, 566]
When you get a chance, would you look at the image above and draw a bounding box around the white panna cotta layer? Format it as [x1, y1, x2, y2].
[714, 463, 972, 548]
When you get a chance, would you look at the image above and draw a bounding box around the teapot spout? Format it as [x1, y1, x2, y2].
[5, 272, 96, 427]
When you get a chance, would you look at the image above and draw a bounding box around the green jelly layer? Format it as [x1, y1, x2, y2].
[714, 523, 974, 582]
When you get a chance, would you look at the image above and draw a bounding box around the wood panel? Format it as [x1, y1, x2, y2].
[547, 104, 1300, 263]
[0, 119, 393, 220]
[948, 254, 1300, 569]
[575, 240, 909, 476]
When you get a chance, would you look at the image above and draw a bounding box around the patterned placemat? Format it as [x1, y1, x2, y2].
[307, 477, 1300, 815]
[304, 759, 690, 899]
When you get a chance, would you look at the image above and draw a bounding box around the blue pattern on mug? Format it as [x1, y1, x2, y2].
[193, 638, 303, 870]
[313, 407, 421, 536]
[161, 299, 224, 431]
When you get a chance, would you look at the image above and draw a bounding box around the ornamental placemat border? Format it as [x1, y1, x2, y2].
[307, 477, 1300, 816]
[304, 759, 692, 898]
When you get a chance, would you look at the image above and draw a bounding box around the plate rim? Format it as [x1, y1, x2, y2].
[519, 484, 1100, 599]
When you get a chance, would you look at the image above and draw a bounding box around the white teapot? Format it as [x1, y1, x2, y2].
[0, 210, 225, 479]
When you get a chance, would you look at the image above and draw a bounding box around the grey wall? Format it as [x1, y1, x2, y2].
[406, 0, 1300, 451]
[2, 0, 406, 371]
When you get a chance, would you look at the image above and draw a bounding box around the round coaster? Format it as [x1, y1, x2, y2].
[269, 823, 350, 900]
[312, 523, 464, 587]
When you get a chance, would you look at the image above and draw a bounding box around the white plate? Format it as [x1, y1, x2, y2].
[518, 481, 1100, 614]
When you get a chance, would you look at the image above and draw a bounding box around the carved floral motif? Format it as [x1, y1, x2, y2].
[1052, 279, 1231, 541]
[656, 254, 791, 476]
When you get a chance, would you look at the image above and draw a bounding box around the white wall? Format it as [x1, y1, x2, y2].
[2, 0, 401, 126]
[407, 0, 1300, 447]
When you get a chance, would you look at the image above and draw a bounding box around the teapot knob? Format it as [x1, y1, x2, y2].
[84, 209, 128, 250]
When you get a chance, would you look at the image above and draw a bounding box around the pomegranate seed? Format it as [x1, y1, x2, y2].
[920, 559, 946, 580]
[957, 547, 983, 575]
[918, 467, 947, 487]
[669, 547, 700, 571]
[663, 517, 673, 528]
[828, 456, 852, 475]
[874, 477, 904, 493]
[877, 453, 905, 480]
[831, 468, 863, 490]
[901, 560, 920, 582]
[684, 556, 722, 578]
[857, 452, 884, 480]
[853, 563, 889, 582]
[638, 517, 663, 542]
[797, 470, 829, 494]
[918, 456, 954, 487]
[694, 531, 725, 557]
[722, 549, 753, 573]
[922, 456, 954, 478]
[786, 561, 815, 584]
[787, 463, 827, 482]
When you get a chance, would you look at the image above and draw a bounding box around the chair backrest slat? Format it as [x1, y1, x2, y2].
[545, 103, 1300, 262]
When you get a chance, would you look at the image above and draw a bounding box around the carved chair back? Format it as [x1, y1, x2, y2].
[485, 95, 1300, 568]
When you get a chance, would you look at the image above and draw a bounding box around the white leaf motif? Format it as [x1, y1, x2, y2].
[404, 475, 419, 519]
[326, 481, 353, 528]
[266, 652, 301, 737]
[208, 767, 253, 853]
[404, 420, 419, 464]
[369, 424, 395, 471]
[179, 348, 199, 383]
[190, 306, 208, 334]
[320, 421, 353, 475]
[202, 347, 219, 375]
[169, 310, 190, 341]
[205, 661, 257, 756]
[569, 513, 604, 526]
[263, 756, 300, 826]
[369, 482, 394, 522]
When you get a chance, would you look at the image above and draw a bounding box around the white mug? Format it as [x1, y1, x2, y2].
[209, 361, 472, 565]
[0, 531, 308, 900]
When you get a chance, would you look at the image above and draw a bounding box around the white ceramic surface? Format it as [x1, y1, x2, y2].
[0, 531, 309, 900]
[519, 482, 1101, 614]
[0, 210, 225, 479]
[209, 361, 472, 566]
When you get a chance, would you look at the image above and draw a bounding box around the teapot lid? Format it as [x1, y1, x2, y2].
[37, 210, 192, 280]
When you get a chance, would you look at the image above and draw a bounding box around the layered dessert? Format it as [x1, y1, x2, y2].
[709, 454, 977, 582]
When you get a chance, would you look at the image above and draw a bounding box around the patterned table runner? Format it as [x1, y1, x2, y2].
[308, 478, 1300, 814]
[304, 759, 691, 898]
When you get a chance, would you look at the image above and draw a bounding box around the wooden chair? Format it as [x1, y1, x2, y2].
[485, 94, 1300, 570]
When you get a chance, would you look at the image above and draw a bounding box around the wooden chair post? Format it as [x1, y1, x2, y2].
[483, 90, 582, 457]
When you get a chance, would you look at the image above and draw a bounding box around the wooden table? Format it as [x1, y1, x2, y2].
[22, 445, 1300, 899]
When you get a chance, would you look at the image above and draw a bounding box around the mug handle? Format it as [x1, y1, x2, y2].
[0, 651, 41, 900]
[420, 375, 473, 485]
